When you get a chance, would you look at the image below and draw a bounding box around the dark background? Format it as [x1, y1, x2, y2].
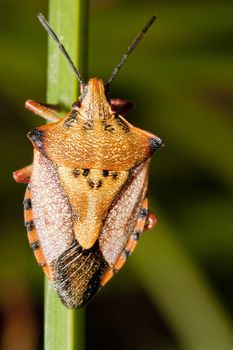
[0, 0, 233, 349]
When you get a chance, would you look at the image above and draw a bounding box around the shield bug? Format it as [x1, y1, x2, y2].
[13, 14, 163, 308]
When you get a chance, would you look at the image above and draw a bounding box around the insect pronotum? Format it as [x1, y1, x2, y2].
[13, 14, 163, 308]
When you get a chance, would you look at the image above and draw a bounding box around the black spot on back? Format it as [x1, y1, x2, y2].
[112, 172, 118, 179]
[96, 180, 102, 189]
[103, 170, 109, 177]
[72, 169, 81, 177]
[88, 179, 95, 189]
[83, 169, 90, 177]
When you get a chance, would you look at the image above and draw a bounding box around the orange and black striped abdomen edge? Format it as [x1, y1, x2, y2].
[23, 185, 51, 278]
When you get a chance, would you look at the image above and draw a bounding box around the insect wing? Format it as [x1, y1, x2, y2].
[30, 150, 74, 267]
[99, 160, 149, 266]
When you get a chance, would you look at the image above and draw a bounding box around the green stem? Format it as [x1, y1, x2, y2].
[44, 0, 89, 349]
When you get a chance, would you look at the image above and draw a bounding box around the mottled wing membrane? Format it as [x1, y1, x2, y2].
[99, 161, 149, 266]
[30, 150, 74, 266]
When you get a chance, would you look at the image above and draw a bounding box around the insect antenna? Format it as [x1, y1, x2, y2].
[38, 13, 84, 85]
[106, 15, 156, 89]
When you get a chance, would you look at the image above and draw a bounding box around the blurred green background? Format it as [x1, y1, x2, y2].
[0, 0, 233, 349]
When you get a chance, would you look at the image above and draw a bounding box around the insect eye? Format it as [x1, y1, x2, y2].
[72, 101, 81, 110]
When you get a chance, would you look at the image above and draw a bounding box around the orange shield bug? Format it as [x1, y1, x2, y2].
[13, 14, 163, 308]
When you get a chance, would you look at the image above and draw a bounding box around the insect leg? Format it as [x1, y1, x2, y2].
[13, 164, 32, 183]
[25, 100, 61, 122]
[100, 197, 148, 286]
[110, 98, 134, 115]
[24, 185, 51, 278]
[143, 211, 157, 231]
